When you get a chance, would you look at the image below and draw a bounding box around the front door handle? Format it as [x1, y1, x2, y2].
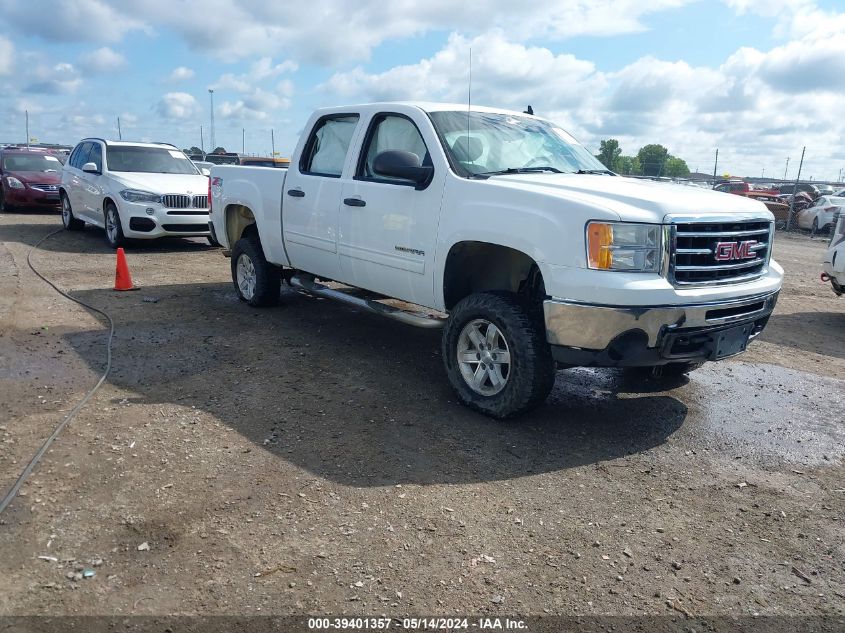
[287, 189, 305, 198]
[343, 198, 366, 207]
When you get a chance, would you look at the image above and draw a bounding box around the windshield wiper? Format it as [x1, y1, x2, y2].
[474, 166, 563, 177]
[576, 169, 615, 175]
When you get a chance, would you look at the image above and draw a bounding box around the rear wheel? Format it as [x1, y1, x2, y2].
[207, 234, 221, 247]
[105, 202, 125, 248]
[61, 194, 84, 230]
[231, 234, 280, 307]
[442, 292, 555, 419]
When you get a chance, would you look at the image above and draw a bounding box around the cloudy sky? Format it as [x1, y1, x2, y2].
[0, 0, 843, 180]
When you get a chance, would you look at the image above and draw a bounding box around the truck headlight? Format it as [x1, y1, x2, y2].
[586, 221, 661, 272]
[120, 189, 161, 203]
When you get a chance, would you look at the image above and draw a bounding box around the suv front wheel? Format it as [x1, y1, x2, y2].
[61, 193, 84, 230]
[104, 202, 126, 248]
[442, 292, 555, 419]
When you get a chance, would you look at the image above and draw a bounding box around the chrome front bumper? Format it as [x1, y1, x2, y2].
[544, 291, 779, 351]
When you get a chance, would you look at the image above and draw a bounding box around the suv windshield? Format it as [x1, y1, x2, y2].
[2, 153, 62, 172]
[429, 111, 608, 177]
[106, 146, 199, 174]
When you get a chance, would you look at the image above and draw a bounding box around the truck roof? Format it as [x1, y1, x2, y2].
[313, 102, 538, 118]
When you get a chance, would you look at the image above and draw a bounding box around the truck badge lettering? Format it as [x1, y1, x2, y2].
[714, 240, 757, 261]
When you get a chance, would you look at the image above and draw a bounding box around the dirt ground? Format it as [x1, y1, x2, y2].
[0, 213, 843, 621]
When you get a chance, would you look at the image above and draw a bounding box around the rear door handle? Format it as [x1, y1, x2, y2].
[287, 189, 305, 198]
[343, 198, 366, 207]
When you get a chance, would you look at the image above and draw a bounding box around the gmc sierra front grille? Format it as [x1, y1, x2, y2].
[161, 194, 208, 209]
[670, 220, 773, 286]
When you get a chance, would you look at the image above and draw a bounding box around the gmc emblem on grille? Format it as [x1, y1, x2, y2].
[714, 240, 758, 261]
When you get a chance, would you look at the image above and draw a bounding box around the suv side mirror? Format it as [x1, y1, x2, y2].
[82, 162, 99, 174]
[373, 151, 433, 189]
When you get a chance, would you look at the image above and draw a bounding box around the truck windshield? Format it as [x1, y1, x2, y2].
[429, 111, 609, 177]
[106, 146, 200, 174]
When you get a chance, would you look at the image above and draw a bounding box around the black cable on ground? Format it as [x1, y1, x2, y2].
[0, 228, 115, 515]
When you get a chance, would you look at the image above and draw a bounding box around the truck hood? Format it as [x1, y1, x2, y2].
[110, 173, 208, 195]
[487, 173, 772, 222]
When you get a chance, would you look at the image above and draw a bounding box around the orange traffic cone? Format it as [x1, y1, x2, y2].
[113, 247, 136, 291]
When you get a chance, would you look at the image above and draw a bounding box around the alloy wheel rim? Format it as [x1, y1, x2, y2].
[236, 254, 257, 300]
[106, 208, 118, 242]
[62, 197, 71, 226]
[456, 318, 511, 396]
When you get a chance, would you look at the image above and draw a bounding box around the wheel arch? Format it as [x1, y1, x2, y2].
[441, 240, 546, 311]
[225, 204, 257, 246]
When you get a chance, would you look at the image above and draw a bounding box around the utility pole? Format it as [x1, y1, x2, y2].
[712, 148, 718, 186]
[242, 128, 245, 154]
[783, 157, 789, 181]
[786, 147, 806, 231]
[117, 117, 122, 140]
[200, 126, 204, 154]
[25, 110, 29, 148]
[271, 128, 275, 156]
[208, 89, 215, 152]
[761, 167, 765, 179]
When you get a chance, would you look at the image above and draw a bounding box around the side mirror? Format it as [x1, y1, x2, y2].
[372, 151, 433, 189]
[82, 162, 99, 174]
[201, 168, 211, 176]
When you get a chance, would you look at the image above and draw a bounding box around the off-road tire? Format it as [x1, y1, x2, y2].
[61, 193, 84, 230]
[442, 292, 555, 419]
[104, 202, 125, 248]
[231, 234, 280, 307]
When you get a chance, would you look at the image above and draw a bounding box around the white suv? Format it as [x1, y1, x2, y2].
[60, 139, 212, 248]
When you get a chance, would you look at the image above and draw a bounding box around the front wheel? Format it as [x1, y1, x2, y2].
[230, 235, 280, 307]
[104, 202, 125, 248]
[442, 292, 555, 419]
[61, 194, 84, 230]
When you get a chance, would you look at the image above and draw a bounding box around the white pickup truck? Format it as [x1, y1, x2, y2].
[209, 102, 783, 418]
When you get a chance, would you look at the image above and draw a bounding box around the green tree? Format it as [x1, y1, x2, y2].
[596, 139, 622, 170]
[663, 156, 690, 178]
[615, 155, 640, 175]
[212, 146, 227, 154]
[637, 144, 669, 177]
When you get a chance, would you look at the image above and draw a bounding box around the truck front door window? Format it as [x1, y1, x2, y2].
[302, 115, 359, 177]
[360, 115, 430, 183]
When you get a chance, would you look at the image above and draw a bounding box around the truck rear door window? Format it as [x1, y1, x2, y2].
[301, 115, 359, 177]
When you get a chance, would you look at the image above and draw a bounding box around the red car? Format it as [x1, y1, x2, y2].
[0, 148, 63, 212]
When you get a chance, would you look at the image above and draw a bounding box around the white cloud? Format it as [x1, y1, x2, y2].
[0, 37, 14, 76]
[155, 92, 199, 119]
[211, 57, 296, 121]
[24, 61, 82, 95]
[167, 66, 195, 82]
[1, 0, 692, 63]
[78, 47, 127, 74]
[323, 31, 600, 110]
[3, 0, 146, 43]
